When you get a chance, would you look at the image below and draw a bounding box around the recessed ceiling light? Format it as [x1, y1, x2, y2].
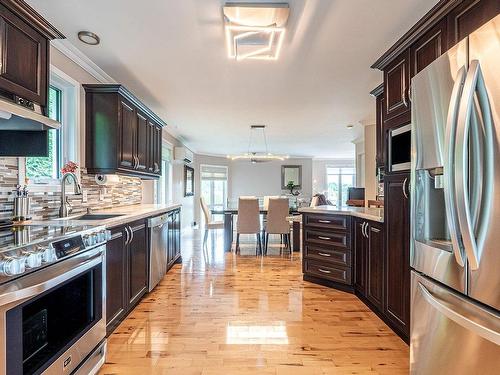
[346, 124, 354, 129]
[78, 31, 100, 45]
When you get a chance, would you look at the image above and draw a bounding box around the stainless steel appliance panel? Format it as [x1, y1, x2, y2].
[411, 271, 500, 375]
[465, 15, 500, 310]
[148, 214, 168, 292]
[410, 40, 467, 292]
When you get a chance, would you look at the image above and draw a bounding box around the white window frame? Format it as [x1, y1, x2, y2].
[325, 165, 356, 207]
[19, 66, 81, 191]
[155, 139, 173, 204]
[200, 164, 228, 211]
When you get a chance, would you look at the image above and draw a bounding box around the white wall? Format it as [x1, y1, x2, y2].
[353, 138, 365, 188]
[364, 124, 377, 203]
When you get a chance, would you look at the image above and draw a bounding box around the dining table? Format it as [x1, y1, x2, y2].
[211, 205, 301, 253]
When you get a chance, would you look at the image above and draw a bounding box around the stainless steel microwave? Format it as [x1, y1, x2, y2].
[388, 124, 411, 172]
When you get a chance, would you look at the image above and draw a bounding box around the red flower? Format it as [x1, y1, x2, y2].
[61, 161, 79, 174]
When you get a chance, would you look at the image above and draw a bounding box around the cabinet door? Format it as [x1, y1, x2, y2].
[154, 124, 162, 175]
[384, 173, 410, 338]
[147, 120, 155, 173]
[375, 90, 385, 168]
[128, 222, 148, 306]
[410, 19, 448, 78]
[135, 111, 148, 171]
[105, 227, 127, 334]
[0, 4, 48, 108]
[447, 0, 500, 45]
[384, 50, 410, 125]
[119, 100, 137, 170]
[174, 210, 181, 258]
[367, 222, 384, 310]
[353, 218, 367, 294]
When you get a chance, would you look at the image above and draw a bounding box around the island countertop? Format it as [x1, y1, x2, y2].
[298, 205, 384, 223]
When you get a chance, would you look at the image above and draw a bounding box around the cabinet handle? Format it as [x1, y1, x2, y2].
[402, 86, 408, 107]
[318, 236, 331, 240]
[154, 162, 159, 173]
[318, 252, 331, 257]
[124, 227, 130, 245]
[408, 83, 412, 103]
[128, 226, 134, 244]
[318, 220, 331, 224]
[371, 227, 381, 233]
[318, 268, 331, 274]
[403, 177, 409, 199]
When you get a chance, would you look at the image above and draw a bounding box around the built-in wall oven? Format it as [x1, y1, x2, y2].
[0, 225, 109, 375]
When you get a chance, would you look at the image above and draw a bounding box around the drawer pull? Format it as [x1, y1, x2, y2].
[318, 220, 331, 223]
[318, 252, 331, 257]
[318, 268, 331, 274]
[318, 236, 331, 240]
[371, 228, 381, 233]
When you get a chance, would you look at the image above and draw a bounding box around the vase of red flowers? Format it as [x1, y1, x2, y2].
[61, 161, 79, 175]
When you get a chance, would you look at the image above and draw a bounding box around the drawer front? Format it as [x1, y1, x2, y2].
[304, 260, 352, 285]
[304, 214, 350, 231]
[304, 229, 349, 249]
[305, 244, 351, 267]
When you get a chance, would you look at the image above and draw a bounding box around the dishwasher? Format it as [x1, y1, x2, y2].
[148, 213, 169, 292]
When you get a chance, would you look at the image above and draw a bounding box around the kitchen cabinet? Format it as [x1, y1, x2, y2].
[0, 1, 62, 112]
[354, 218, 384, 311]
[370, 84, 385, 171]
[84, 84, 166, 179]
[128, 222, 148, 306]
[384, 173, 410, 341]
[105, 227, 127, 333]
[447, 0, 500, 45]
[302, 214, 353, 290]
[167, 208, 181, 269]
[410, 19, 448, 78]
[383, 50, 410, 127]
[105, 219, 148, 335]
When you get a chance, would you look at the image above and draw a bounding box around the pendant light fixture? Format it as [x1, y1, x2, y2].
[228, 125, 288, 163]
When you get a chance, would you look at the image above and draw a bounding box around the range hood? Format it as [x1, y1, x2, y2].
[0, 97, 61, 130]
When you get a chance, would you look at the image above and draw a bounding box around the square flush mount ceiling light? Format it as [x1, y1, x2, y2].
[223, 2, 290, 61]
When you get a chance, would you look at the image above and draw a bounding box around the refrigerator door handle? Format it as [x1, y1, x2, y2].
[418, 282, 500, 345]
[444, 65, 467, 267]
[455, 60, 494, 270]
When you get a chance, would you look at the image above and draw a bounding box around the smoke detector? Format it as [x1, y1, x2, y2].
[223, 2, 290, 61]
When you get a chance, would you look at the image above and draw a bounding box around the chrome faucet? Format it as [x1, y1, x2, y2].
[59, 172, 82, 218]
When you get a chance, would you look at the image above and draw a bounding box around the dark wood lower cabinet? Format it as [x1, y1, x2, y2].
[128, 222, 148, 307]
[366, 222, 384, 310]
[105, 227, 127, 333]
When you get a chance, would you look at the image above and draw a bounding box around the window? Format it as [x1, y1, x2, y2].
[326, 166, 356, 207]
[157, 145, 173, 204]
[201, 165, 228, 215]
[22, 67, 80, 186]
[25, 86, 62, 180]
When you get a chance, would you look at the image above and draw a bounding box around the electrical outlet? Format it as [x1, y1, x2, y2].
[82, 190, 88, 203]
[99, 188, 105, 201]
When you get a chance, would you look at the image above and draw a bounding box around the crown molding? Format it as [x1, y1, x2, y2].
[51, 39, 116, 83]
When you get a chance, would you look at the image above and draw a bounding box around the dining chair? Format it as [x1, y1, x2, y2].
[263, 196, 279, 210]
[310, 196, 319, 207]
[200, 197, 224, 244]
[236, 198, 262, 255]
[264, 198, 290, 255]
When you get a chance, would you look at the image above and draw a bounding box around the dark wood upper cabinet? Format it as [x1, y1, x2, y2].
[136, 111, 148, 171]
[370, 84, 385, 168]
[384, 173, 410, 340]
[383, 50, 410, 124]
[84, 84, 166, 179]
[0, 1, 63, 112]
[128, 222, 148, 307]
[118, 99, 136, 170]
[448, 0, 500, 44]
[366, 222, 384, 310]
[410, 19, 448, 78]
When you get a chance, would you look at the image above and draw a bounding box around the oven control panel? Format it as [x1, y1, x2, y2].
[0, 227, 111, 279]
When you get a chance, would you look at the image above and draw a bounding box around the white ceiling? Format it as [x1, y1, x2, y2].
[28, 0, 438, 158]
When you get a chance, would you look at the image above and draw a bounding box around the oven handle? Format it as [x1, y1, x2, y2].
[0, 247, 104, 307]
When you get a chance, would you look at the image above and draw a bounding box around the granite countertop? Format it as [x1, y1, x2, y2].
[298, 205, 384, 223]
[30, 203, 182, 228]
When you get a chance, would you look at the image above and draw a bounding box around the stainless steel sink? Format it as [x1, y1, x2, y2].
[56, 213, 125, 221]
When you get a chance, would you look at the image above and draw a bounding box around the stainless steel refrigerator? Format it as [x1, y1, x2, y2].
[410, 14, 500, 374]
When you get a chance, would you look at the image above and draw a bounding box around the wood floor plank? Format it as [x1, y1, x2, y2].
[98, 231, 408, 374]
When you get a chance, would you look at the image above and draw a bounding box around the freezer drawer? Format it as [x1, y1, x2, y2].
[410, 271, 500, 375]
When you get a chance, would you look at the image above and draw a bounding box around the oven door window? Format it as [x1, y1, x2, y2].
[6, 265, 102, 375]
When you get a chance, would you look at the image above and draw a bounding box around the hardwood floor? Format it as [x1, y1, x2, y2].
[99, 230, 409, 375]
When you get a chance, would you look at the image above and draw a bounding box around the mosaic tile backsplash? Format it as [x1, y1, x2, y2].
[0, 157, 143, 221]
